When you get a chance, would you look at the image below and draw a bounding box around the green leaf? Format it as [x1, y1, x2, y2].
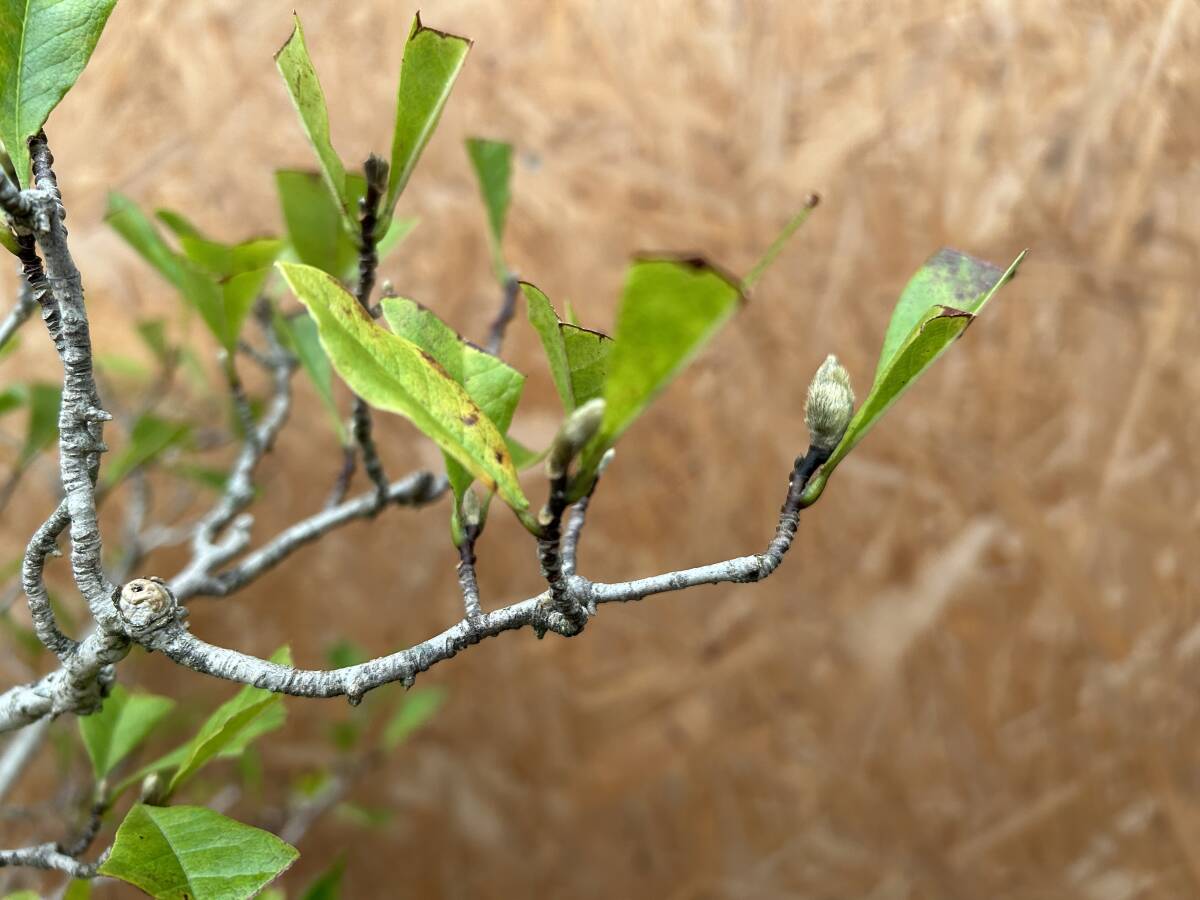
[216, 266, 273, 351]
[179, 236, 282, 281]
[800, 250, 1026, 507]
[275, 308, 345, 442]
[875, 247, 1014, 382]
[19, 381, 59, 466]
[277, 169, 417, 282]
[276, 168, 359, 279]
[166, 650, 291, 795]
[102, 413, 191, 488]
[155, 208, 208, 242]
[63, 880, 91, 900]
[384, 14, 471, 220]
[78, 683, 175, 779]
[168, 461, 228, 493]
[521, 282, 612, 413]
[116, 661, 289, 799]
[0, 0, 117, 186]
[505, 435, 545, 471]
[106, 194, 269, 352]
[465, 137, 512, 279]
[0, 384, 22, 417]
[560, 324, 611, 409]
[120, 647, 291, 800]
[100, 804, 298, 900]
[107, 192, 186, 286]
[0, 223, 18, 256]
[275, 15, 352, 233]
[300, 857, 345, 900]
[381, 295, 525, 531]
[573, 257, 741, 491]
[167, 692, 279, 795]
[3, 891, 41, 900]
[382, 686, 446, 751]
[279, 262, 528, 514]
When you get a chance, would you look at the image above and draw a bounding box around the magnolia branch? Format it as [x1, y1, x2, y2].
[0, 842, 106, 879]
[131, 438, 827, 704]
[0, 130, 854, 888]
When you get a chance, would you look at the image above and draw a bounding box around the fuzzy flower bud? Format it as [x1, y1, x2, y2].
[460, 487, 483, 529]
[547, 398, 606, 479]
[804, 354, 854, 451]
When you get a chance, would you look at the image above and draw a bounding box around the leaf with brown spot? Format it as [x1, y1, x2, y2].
[380, 294, 528, 536]
[278, 263, 528, 513]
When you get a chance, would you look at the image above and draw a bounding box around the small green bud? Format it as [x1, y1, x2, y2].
[804, 354, 854, 451]
[547, 398, 606, 479]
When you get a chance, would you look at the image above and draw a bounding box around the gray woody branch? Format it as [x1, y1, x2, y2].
[130, 441, 832, 705]
[172, 470, 446, 600]
[0, 842, 106, 879]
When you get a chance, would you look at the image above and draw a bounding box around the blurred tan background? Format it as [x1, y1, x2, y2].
[3, 0, 1200, 896]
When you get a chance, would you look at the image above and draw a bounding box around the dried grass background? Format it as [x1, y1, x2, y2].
[2, 0, 1200, 896]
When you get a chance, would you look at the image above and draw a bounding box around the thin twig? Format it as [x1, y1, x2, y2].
[0, 275, 36, 352]
[324, 443, 358, 510]
[536, 464, 582, 634]
[456, 524, 483, 618]
[349, 155, 390, 505]
[0, 718, 50, 804]
[561, 448, 613, 579]
[178, 310, 297, 588]
[485, 274, 520, 355]
[22, 500, 77, 660]
[56, 795, 105, 859]
[0, 841, 106, 879]
[172, 470, 446, 601]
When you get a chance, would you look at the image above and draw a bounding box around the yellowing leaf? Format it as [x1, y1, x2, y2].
[278, 262, 528, 512]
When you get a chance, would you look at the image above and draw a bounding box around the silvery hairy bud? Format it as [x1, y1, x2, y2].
[804, 354, 854, 452]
